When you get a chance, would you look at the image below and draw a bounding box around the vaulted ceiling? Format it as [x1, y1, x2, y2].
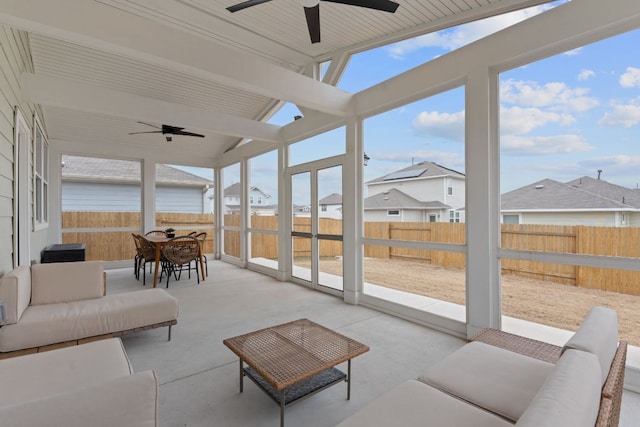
[0, 0, 549, 165]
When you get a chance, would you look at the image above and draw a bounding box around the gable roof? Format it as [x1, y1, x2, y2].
[565, 176, 640, 208]
[364, 188, 450, 210]
[224, 183, 271, 198]
[501, 178, 640, 211]
[319, 193, 342, 205]
[367, 161, 465, 185]
[61, 156, 212, 187]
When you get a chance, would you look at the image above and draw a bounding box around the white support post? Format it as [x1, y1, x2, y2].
[465, 68, 502, 336]
[342, 118, 361, 305]
[141, 159, 155, 233]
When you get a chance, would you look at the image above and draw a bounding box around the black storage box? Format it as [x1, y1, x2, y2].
[41, 243, 86, 263]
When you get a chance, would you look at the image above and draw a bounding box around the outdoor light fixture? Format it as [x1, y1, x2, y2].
[363, 152, 370, 166]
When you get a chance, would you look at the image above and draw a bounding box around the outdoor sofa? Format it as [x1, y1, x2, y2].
[0, 337, 158, 426]
[338, 306, 626, 427]
[0, 260, 179, 356]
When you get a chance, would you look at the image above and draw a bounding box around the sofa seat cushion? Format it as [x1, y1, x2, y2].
[0, 338, 132, 406]
[562, 306, 618, 386]
[515, 349, 602, 427]
[337, 380, 514, 427]
[419, 341, 554, 422]
[0, 289, 178, 352]
[0, 370, 158, 427]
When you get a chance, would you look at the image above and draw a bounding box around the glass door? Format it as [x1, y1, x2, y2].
[289, 163, 343, 293]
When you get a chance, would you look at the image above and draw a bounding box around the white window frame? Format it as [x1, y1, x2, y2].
[33, 115, 48, 230]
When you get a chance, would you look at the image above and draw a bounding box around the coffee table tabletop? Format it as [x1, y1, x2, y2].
[223, 318, 369, 391]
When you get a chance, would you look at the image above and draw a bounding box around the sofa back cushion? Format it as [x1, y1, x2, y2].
[516, 349, 601, 427]
[562, 306, 618, 386]
[31, 261, 104, 305]
[0, 266, 32, 324]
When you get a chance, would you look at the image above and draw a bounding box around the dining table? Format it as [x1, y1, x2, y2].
[144, 235, 206, 288]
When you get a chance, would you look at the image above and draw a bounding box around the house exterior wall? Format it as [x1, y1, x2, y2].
[517, 211, 618, 226]
[0, 27, 47, 273]
[446, 177, 466, 210]
[62, 181, 205, 213]
[319, 204, 342, 219]
[368, 177, 445, 201]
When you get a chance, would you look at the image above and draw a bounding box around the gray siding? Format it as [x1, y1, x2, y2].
[62, 182, 206, 213]
[0, 27, 44, 273]
[62, 182, 141, 212]
[156, 186, 205, 213]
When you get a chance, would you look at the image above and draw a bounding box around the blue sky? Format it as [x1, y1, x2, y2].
[184, 1, 640, 204]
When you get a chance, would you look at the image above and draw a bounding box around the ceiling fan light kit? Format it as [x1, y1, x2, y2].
[226, 0, 399, 44]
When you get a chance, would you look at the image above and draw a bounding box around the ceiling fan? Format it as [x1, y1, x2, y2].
[129, 122, 205, 142]
[226, 0, 400, 44]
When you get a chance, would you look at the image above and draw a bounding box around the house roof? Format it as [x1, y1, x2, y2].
[367, 161, 465, 185]
[61, 155, 212, 187]
[223, 183, 271, 197]
[319, 193, 342, 205]
[364, 188, 450, 210]
[501, 177, 640, 211]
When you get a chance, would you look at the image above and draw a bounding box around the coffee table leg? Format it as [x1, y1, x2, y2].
[347, 359, 352, 400]
[239, 359, 244, 393]
[280, 390, 285, 427]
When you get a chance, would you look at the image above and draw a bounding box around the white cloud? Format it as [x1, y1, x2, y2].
[500, 79, 599, 112]
[620, 67, 640, 88]
[501, 134, 593, 155]
[598, 101, 640, 128]
[411, 110, 465, 142]
[501, 106, 574, 135]
[578, 69, 595, 81]
[388, 5, 552, 59]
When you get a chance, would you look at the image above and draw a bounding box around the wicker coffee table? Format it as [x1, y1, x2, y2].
[223, 319, 369, 426]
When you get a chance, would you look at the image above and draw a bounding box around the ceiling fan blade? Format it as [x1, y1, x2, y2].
[128, 131, 162, 135]
[136, 121, 161, 129]
[175, 131, 205, 138]
[322, 0, 399, 13]
[227, 0, 273, 13]
[304, 5, 321, 44]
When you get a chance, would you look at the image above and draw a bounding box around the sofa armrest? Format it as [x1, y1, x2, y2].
[0, 370, 158, 427]
[31, 261, 105, 305]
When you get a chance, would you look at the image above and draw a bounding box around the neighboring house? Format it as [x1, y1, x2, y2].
[318, 193, 343, 219]
[222, 183, 275, 215]
[61, 156, 213, 213]
[501, 176, 640, 226]
[364, 161, 466, 222]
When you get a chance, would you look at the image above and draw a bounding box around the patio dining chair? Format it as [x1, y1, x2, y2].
[194, 232, 209, 276]
[161, 236, 200, 288]
[145, 230, 167, 237]
[134, 234, 160, 286]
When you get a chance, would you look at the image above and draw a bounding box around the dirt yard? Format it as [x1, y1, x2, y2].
[318, 258, 640, 346]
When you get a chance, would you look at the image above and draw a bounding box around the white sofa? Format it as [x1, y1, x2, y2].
[0, 337, 158, 426]
[338, 307, 626, 427]
[0, 261, 179, 355]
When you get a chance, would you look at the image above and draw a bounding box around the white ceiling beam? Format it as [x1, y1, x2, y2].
[22, 73, 283, 143]
[0, 0, 354, 116]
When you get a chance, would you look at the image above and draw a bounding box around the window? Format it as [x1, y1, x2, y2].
[387, 210, 400, 216]
[250, 196, 254, 204]
[429, 214, 437, 222]
[447, 178, 453, 196]
[449, 211, 460, 223]
[258, 196, 262, 204]
[33, 117, 48, 229]
[322, 205, 327, 212]
[502, 214, 519, 224]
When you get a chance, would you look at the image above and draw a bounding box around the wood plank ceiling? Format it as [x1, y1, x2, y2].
[0, 0, 550, 164]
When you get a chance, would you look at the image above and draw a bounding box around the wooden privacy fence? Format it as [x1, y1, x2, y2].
[62, 212, 215, 261]
[62, 212, 640, 295]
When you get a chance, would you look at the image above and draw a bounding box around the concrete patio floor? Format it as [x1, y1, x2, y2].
[107, 261, 640, 427]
